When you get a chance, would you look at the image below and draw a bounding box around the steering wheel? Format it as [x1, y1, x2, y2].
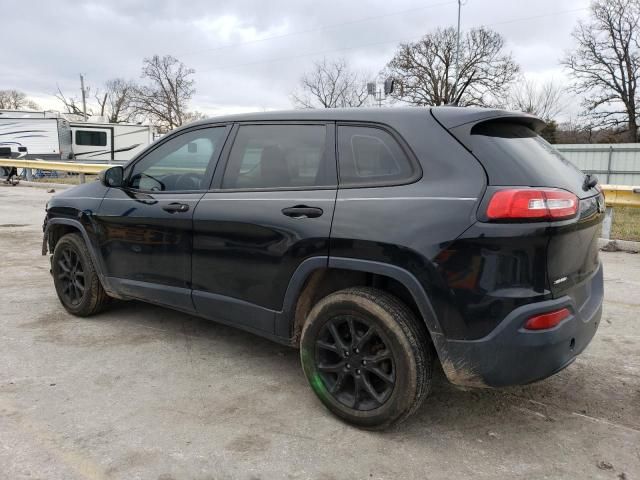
[175, 172, 203, 190]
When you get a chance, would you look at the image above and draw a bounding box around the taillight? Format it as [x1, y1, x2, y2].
[486, 188, 578, 221]
[524, 308, 571, 330]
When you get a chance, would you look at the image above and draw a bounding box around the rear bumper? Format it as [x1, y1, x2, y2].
[436, 262, 603, 388]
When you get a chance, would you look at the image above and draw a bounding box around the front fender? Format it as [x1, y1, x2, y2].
[43, 216, 120, 298]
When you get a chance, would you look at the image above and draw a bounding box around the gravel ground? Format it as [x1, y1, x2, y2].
[1, 185, 639, 480]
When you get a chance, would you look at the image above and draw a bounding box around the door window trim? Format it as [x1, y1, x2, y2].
[122, 123, 232, 194]
[208, 121, 338, 192]
[336, 121, 423, 189]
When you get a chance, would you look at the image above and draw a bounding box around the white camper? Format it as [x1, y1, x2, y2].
[0, 110, 73, 160]
[70, 122, 153, 162]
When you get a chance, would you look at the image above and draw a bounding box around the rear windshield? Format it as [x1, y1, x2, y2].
[468, 121, 588, 197]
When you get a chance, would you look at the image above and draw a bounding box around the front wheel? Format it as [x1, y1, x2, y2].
[300, 287, 433, 429]
[52, 233, 110, 316]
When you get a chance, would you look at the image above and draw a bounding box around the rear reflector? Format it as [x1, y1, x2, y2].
[486, 188, 578, 221]
[524, 308, 571, 330]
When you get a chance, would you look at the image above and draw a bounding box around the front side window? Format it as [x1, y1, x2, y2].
[75, 130, 107, 146]
[222, 124, 334, 189]
[128, 127, 226, 192]
[337, 125, 415, 186]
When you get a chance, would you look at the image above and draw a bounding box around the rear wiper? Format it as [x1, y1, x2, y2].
[583, 174, 598, 191]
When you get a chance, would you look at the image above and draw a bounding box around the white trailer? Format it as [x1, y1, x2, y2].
[0, 110, 73, 160]
[70, 122, 153, 162]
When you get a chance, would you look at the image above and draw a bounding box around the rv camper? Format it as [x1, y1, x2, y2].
[70, 122, 153, 162]
[0, 110, 73, 160]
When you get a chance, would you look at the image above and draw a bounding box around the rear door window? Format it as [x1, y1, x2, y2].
[337, 125, 416, 186]
[222, 124, 335, 189]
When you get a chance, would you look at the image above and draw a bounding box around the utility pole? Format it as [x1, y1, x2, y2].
[80, 74, 87, 121]
[453, 0, 463, 101]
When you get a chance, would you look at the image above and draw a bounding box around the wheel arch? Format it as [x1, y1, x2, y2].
[44, 217, 118, 297]
[277, 256, 443, 346]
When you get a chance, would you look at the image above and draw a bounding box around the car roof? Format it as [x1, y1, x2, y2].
[182, 106, 537, 131]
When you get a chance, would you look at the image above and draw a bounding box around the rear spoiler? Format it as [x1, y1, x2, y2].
[430, 107, 546, 133]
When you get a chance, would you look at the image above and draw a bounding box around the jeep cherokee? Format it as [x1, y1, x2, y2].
[43, 107, 604, 429]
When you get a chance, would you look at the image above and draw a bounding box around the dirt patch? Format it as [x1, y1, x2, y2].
[19, 310, 165, 348]
[105, 450, 160, 477]
[225, 433, 271, 455]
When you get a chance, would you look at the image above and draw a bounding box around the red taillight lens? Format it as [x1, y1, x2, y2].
[486, 188, 578, 221]
[524, 308, 571, 330]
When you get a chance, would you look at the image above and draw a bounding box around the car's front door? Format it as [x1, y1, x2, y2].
[94, 125, 229, 311]
[192, 122, 337, 334]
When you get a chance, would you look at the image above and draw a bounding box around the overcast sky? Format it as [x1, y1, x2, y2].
[3, 0, 591, 118]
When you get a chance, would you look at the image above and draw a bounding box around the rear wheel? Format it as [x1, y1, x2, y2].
[300, 287, 433, 429]
[52, 233, 110, 316]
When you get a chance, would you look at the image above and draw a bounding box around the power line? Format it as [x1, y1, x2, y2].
[485, 6, 587, 27]
[175, 0, 457, 58]
[195, 6, 589, 75]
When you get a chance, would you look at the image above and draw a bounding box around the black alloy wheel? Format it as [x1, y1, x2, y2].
[52, 233, 110, 316]
[315, 315, 396, 411]
[300, 287, 433, 429]
[56, 246, 86, 306]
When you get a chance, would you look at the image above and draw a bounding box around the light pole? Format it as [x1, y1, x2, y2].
[453, 0, 463, 101]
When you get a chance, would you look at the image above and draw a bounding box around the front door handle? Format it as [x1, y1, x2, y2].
[281, 205, 323, 219]
[162, 202, 190, 213]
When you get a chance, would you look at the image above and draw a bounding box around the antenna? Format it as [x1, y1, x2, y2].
[367, 77, 396, 107]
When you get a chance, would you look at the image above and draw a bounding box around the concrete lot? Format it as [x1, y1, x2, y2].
[0, 185, 639, 480]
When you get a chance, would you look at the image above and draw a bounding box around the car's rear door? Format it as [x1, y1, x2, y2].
[191, 122, 337, 335]
[94, 125, 229, 311]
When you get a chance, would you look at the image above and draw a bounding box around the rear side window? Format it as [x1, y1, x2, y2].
[222, 124, 334, 189]
[468, 121, 586, 193]
[337, 125, 415, 186]
[75, 130, 107, 146]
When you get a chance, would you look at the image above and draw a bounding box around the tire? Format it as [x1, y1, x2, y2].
[300, 287, 433, 429]
[52, 233, 110, 316]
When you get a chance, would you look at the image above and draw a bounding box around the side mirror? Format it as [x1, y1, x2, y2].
[99, 166, 124, 188]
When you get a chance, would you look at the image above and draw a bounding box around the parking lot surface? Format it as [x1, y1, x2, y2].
[1, 185, 639, 480]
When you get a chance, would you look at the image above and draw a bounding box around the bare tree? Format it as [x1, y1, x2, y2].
[503, 78, 565, 120]
[95, 79, 138, 123]
[182, 110, 207, 124]
[55, 85, 89, 118]
[0, 89, 40, 110]
[385, 27, 519, 107]
[563, 0, 640, 142]
[132, 55, 196, 132]
[291, 57, 369, 108]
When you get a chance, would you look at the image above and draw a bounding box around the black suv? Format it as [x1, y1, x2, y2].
[43, 107, 604, 429]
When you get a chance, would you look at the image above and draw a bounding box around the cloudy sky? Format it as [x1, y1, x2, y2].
[3, 0, 590, 118]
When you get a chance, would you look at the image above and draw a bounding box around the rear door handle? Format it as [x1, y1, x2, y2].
[281, 205, 323, 219]
[162, 202, 190, 213]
